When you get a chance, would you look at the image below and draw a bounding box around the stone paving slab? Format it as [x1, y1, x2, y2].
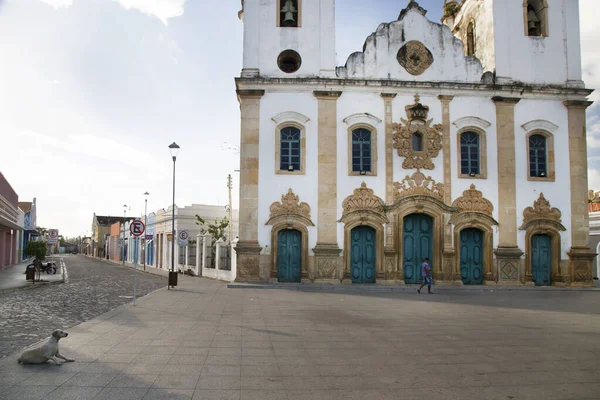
[1, 275, 599, 399]
[0, 259, 64, 294]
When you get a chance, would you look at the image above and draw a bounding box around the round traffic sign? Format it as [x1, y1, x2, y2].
[178, 231, 189, 241]
[130, 220, 145, 237]
[49, 229, 59, 238]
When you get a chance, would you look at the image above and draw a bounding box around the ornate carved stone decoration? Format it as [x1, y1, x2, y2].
[239, 257, 259, 277]
[268, 189, 313, 226]
[393, 169, 444, 201]
[500, 262, 518, 280]
[342, 182, 385, 215]
[523, 193, 561, 224]
[317, 260, 337, 279]
[397, 41, 434, 76]
[451, 184, 494, 216]
[392, 95, 443, 170]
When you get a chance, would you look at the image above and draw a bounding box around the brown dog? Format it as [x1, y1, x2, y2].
[17, 330, 74, 365]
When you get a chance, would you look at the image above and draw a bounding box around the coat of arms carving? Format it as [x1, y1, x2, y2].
[392, 95, 443, 170]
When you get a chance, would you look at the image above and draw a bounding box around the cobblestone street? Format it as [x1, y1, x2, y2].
[0, 255, 165, 359]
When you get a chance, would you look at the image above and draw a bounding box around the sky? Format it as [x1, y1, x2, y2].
[0, 0, 599, 238]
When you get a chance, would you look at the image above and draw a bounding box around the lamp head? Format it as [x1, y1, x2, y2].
[144, 192, 149, 197]
[169, 142, 180, 159]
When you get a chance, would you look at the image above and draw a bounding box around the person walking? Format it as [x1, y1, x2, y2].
[417, 257, 432, 294]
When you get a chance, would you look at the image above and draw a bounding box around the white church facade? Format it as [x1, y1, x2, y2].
[234, 0, 595, 286]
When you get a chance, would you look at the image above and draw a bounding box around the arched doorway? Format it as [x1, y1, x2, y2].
[350, 226, 376, 284]
[459, 228, 484, 284]
[277, 229, 302, 282]
[403, 214, 433, 284]
[531, 234, 552, 286]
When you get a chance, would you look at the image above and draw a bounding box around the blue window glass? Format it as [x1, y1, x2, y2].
[351, 129, 372, 173]
[412, 132, 423, 152]
[529, 134, 547, 177]
[280, 127, 301, 171]
[460, 131, 480, 175]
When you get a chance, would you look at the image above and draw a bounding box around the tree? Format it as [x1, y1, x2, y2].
[195, 215, 230, 269]
[24, 241, 48, 260]
[195, 215, 229, 242]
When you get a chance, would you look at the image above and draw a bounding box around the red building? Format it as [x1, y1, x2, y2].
[0, 172, 22, 270]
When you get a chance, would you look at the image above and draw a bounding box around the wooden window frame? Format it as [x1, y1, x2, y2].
[348, 124, 378, 176]
[275, 122, 306, 175]
[457, 127, 487, 180]
[466, 21, 475, 56]
[526, 130, 555, 181]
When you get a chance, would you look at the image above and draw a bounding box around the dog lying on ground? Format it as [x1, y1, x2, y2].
[17, 330, 74, 365]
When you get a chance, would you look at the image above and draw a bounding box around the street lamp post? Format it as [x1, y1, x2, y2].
[144, 192, 149, 271]
[122, 204, 127, 265]
[168, 142, 180, 289]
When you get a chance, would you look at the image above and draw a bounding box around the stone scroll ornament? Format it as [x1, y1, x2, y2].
[451, 184, 494, 216]
[393, 170, 444, 201]
[269, 189, 311, 220]
[392, 95, 443, 170]
[522, 193, 562, 224]
[341, 182, 386, 215]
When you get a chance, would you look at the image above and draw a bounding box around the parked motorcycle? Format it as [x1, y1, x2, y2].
[25, 259, 57, 275]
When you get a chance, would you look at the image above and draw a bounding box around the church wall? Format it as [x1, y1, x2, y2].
[336, 91, 386, 248]
[257, 91, 319, 256]
[492, 0, 578, 86]
[448, 95, 500, 250]
[452, 0, 496, 73]
[514, 99, 572, 258]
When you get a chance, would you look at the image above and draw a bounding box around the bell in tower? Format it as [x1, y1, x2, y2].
[527, 6, 540, 36]
[281, 0, 298, 27]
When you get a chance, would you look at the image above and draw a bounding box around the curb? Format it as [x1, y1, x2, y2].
[226, 283, 600, 293]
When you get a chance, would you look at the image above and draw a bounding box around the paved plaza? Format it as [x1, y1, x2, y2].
[1, 273, 600, 399]
[0, 256, 166, 359]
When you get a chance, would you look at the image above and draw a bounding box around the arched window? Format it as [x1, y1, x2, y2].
[280, 126, 301, 171]
[351, 128, 372, 173]
[467, 22, 475, 56]
[460, 131, 480, 176]
[529, 134, 547, 178]
[412, 132, 423, 152]
[524, 0, 548, 37]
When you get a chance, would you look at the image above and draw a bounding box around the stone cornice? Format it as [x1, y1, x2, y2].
[564, 100, 594, 109]
[313, 91, 342, 100]
[381, 93, 397, 99]
[235, 78, 593, 98]
[492, 96, 521, 105]
[437, 95, 455, 102]
[236, 89, 265, 101]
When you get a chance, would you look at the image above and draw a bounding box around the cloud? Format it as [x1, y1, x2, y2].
[589, 168, 600, 192]
[39, 0, 73, 8]
[112, 0, 185, 25]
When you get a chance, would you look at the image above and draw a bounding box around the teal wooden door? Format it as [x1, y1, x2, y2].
[403, 214, 433, 284]
[460, 228, 484, 284]
[277, 229, 302, 283]
[350, 226, 376, 283]
[532, 234, 551, 286]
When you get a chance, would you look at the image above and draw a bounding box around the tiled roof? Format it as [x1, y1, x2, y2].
[589, 203, 600, 213]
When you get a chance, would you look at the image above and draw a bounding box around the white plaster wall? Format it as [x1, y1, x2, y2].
[258, 92, 319, 255]
[452, 0, 496, 74]
[492, 0, 581, 85]
[449, 95, 500, 250]
[336, 91, 387, 248]
[514, 99, 571, 257]
[243, 0, 336, 77]
[338, 9, 482, 82]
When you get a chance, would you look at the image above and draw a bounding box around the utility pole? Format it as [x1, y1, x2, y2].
[122, 204, 127, 265]
[227, 174, 233, 243]
[144, 192, 149, 271]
